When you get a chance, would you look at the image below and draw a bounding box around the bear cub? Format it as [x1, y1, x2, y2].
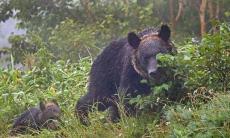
[10, 100, 61, 135]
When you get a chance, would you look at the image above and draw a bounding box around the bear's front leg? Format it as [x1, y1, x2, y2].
[107, 105, 120, 123]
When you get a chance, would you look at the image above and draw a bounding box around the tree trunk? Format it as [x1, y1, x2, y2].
[80, 0, 93, 21]
[123, 0, 129, 5]
[214, 1, 220, 33]
[169, 0, 175, 35]
[215, 1, 220, 19]
[199, 0, 207, 37]
[208, 1, 214, 19]
[208, 1, 215, 33]
[137, 0, 148, 6]
[175, 0, 184, 22]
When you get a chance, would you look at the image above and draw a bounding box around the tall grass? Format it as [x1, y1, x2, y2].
[0, 23, 229, 137]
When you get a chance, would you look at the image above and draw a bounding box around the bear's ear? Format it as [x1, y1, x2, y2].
[51, 99, 59, 106]
[128, 32, 141, 49]
[39, 101, 46, 111]
[158, 25, 171, 41]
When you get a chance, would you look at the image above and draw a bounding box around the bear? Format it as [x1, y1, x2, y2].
[75, 25, 175, 125]
[10, 100, 61, 135]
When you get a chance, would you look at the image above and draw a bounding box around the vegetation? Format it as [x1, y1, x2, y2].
[0, 23, 229, 137]
[0, 0, 230, 137]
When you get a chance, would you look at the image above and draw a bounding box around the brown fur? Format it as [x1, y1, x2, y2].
[10, 100, 61, 135]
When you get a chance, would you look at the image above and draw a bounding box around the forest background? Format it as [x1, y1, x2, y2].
[0, 0, 230, 137]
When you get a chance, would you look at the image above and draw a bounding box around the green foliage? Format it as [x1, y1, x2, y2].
[3, 0, 230, 63]
[129, 23, 230, 118]
[48, 19, 100, 61]
[166, 94, 230, 138]
[184, 23, 230, 91]
[127, 22, 230, 138]
[1, 25, 230, 137]
[4, 1, 163, 63]
[0, 0, 230, 136]
[0, 55, 91, 135]
[156, 23, 230, 92]
[0, 0, 75, 34]
[0, 54, 169, 137]
[8, 35, 36, 64]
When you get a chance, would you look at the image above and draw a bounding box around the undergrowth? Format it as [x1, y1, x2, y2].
[0, 23, 229, 137]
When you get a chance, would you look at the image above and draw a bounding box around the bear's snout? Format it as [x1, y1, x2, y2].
[148, 70, 158, 78]
[146, 57, 158, 78]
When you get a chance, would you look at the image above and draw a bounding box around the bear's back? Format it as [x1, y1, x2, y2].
[12, 107, 40, 128]
[87, 38, 132, 95]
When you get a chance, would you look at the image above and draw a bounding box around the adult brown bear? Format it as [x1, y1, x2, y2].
[76, 25, 175, 125]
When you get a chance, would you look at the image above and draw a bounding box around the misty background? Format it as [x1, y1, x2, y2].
[0, 0, 229, 69]
[0, 18, 25, 69]
[0, 18, 25, 48]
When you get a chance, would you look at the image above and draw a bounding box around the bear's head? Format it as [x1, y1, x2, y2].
[128, 25, 175, 79]
[39, 100, 61, 130]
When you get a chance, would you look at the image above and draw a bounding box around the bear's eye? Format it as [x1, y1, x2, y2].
[144, 54, 156, 60]
[143, 55, 150, 61]
[144, 56, 148, 60]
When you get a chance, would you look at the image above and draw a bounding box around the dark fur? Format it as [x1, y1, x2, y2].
[10, 100, 61, 135]
[75, 25, 175, 125]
